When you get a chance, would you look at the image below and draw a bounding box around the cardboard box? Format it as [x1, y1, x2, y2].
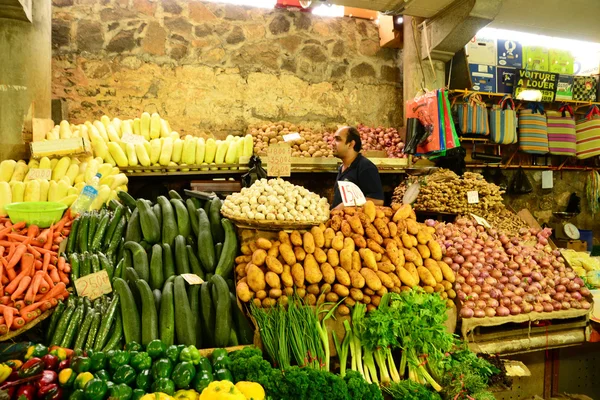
[469, 64, 496, 92]
[497, 39, 523, 68]
[466, 36, 497, 66]
[555, 75, 574, 101]
[549, 49, 575, 74]
[497, 66, 517, 94]
[524, 46, 549, 71]
[573, 75, 598, 101]
[378, 15, 402, 48]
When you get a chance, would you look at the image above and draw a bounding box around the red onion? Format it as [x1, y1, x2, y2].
[496, 306, 510, 316]
[543, 302, 554, 312]
[512, 295, 523, 305]
[460, 308, 474, 318]
[581, 301, 591, 309]
[561, 301, 571, 310]
[534, 303, 544, 312]
[484, 307, 496, 317]
[510, 305, 522, 315]
[473, 309, 486, 318]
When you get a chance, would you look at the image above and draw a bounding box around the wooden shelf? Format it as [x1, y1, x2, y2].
[450, 89, 600, 107]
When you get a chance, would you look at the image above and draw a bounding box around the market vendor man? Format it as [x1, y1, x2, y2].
[331, 126, 384, 210]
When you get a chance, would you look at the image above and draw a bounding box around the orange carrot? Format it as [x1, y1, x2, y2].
[11, 317, 25, 329]
[49, 268, 60, 284]
[44, 226, 54, 250]
[24, 284, 35, 305]
[4, 255, 33, 295]
[0, 296, 10, 305]
[13, 300, 25, 310]
[39, 279, 49, 293]
[2, 307, 15, 328]
[5, 233, 31, 243]
[57, 257, 65, 271]
[0, 316, 4, 325]
[27, 225, 39, 239]
[0, 324, 8, 335]
[36, 228, 50, 244]
[51, 245, 59, 251]
[27, 245, 41, 259]
[63, 265, 71, 274]
[50, 256, 58, 265]
[49, 298, 58, 307]
[6, 244, 27, 270]
[42, 252, 51, 274]
[11, 276, 32, 301]
[31, 271, 43, 294]
[58, 270, 69, 284]
[40, 282, 66, 302]
[6, 244, 15, 260]
[0, 227, 12, 241]
[33, 260, 42, 271]
[20, 301, 49, 318]
[41, 273, 54, 290]
[28, 247, 56, 256]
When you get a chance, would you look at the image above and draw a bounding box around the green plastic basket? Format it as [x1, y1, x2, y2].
[4, 202, 67, 228]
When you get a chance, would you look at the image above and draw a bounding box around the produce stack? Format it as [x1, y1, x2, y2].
[0, 157, 127, 213]
[235, 201, 457, 312]
[323, 124, 407, 158]
[249, 121, 335, 158]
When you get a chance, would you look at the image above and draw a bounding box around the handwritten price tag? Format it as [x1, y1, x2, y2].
[267, 143, 291, 177]
[470, 213, 491, 228]
[181, 274, 204, 285]
[75, 270, 112, 300]
[26, 168, 51, 181]
[467, 191, 479, 204]
[283, 132, 301, 142]
[338, 181, 366, 207]
[121, 132, 146, 145]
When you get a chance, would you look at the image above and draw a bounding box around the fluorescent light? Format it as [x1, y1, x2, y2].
[202, 0, 276, 8]
[396, 17, 403, 24]
[478, 27, 600, 53]
[312, 4, 344, 17]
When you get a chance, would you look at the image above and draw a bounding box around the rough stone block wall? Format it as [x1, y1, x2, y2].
[51, 0, 402, 137]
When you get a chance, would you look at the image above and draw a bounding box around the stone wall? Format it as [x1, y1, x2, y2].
[51, 0, 402, 137]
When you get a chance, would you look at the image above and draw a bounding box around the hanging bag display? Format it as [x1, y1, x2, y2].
[575, 105, 600, 159]
[509, 167, 533, 195]
[406, 90, 443, 155]
[456, 93, 490, 136]
[518, 102, 549, 154]
[489, 96, 517, 144]
[546, 105, 577, 156]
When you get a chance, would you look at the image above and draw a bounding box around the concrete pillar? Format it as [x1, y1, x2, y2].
[0, 0, 52, 160]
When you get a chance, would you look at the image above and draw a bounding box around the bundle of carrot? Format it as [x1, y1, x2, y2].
[0, 211, 74, 335]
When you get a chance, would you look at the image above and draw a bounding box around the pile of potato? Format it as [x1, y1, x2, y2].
[234, 202, 456, 314]
[248, 121, 335, 158]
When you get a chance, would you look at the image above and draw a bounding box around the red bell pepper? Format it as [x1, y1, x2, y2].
[41, 355, 59, 371]
[15, 383, 36, 400]
[38, 383, 62, 399]
[36, 370, 57, 389]
[57, 360, 70, 371]
[19, 358, 44, 378]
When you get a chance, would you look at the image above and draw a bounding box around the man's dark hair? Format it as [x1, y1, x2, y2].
[345, 127, 362, 152]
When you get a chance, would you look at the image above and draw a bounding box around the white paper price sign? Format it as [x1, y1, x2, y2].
[338, 181, 366, 207]
[267, 143, 291, 177]
[26, 168, 52, 181]
[467, 191, 479, 204]
[181, 274, 204, 285]
[121, 132, 146, 145]
[470, 213, 491, 228]
[75, 270, 112, 300]
[283, 132, 301, 142]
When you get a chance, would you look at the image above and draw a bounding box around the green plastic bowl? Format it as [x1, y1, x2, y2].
[4, 202, 67, 228]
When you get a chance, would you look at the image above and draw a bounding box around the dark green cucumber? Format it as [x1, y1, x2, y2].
[117, 190, 137, 210]
[214, 218, 237, 278]
[215, 243, 223, 263]
[170, 199, 191, 238]
[188, 285, 202, 348]
[90, 254, 100, 274]
[136, 199, 160, 244]
[139, 240, 152, 253]
[124, 241, 149, 282]
[124, 267, 140, 288]
[149, 244, 164, 291]
[68, 253, 80, 281]
[210, 275, 231, 347]
[157, 196, 177, 247]
[124, 208, 142, 243]
[78, 214, 90, 253]
[85, 311, 101, 351]
[91, 213, 110, 251]
[230, 293, 254, 345]
[174, 235, 190, 274]
[190, 197, 202, 210]
[152, 203, 162, 228]
[108, 199, 121, 211]
[46, 300, 65, 344]
[229, 329, 239, 346]
[174, 276, 195, 346]
[186, 246, 204, 279]
[163, 275, 176, 287]
[87, 213, 99, 250]
[159, 281, 175, 346]
[73, 307, 94, 352]
[161, 243, 175, 279]
[153, 289, 161, 314]
[93, 294, 120, 351]
[107, 216, 127, 258]
[208, 198, 224, 243]
[199, 282, 215, 348]
[113, 278, 141, 344]
[98, 253, 114, 280]
[197, 209, 215, 273]
[168, 190, 183, 200]
[123, 250, 132, 275]
[80, 252, 91, 277]
[60, 300, 85, 348]
[135, 279, 158, 346]
[186, 199, 199, 237]
[67, 218, 80, 254]
[114, 259, 125, 281]
[102, 310, 123, 351]
[103, 206, 124, 252]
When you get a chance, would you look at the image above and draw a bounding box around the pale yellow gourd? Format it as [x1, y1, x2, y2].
[0, 182, 12, 215]
[11, 181, 25, 203]
[159, 137, 174, 166]
[0, 160, 16, 182]
[108, 142, 128, 167]
[171, 139, 184, 163]
[205, 139, 217, 163]
[39, 180, 49, 202]
[135, 143, 151, 167]
[150, 112, 161, 139]
[140, 112, 151, 140]
[182, 136, 196, 165]
[150, 139, 162, 164]
[196, 138, 206, 165]
[125, 143, 138, 166]
[10, 161, 28, 182]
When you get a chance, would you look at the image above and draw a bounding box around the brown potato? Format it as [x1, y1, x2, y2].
[350, 288, 364, 302]
[405, 262, 419, 282]
[374, 252, 382, 262]
[279, 295, 289, 306]
[438, 261, 455, 283]
[252, 298, 262, 308]
[247, 264, 266, 292]
[326, 292, 340, 303]
[334, 267, 351, 286]
[291, 263, 305, 288]
[340, 249, 352, 271]
[249, 242, 258, 253]
[303, 232, 316, 254]
[265, 255, 284, 274]
[267, 243, 280, 258]
[256, 238, 273, 250]
[359, 248, 377, 270]
[305, 293, 317, 306]
[321, 262, 336, 284]
[235, 255, 252, 264]
[428, 240, 443, 261]
[330, 215, 342, 231]
[394, 236, 404, 249]
[417, 244, 431, 259]
[441, 280, 453, 291]
[440, 291, 448, 300]
[434, 283, 445, 293]
[417, 266, 437, 286]
[304, 254, 323, 284]
[349, 270, 365, 288]
[296, 287, 306, 298]
[235, 263, 248, 278]
[240, 245, 252, 255]
[279, 243, 296, 266]
[343, 237, 355, 252]
[256, 290, 268, 300]
[363, 201, 376, 222]
[351, 234, 367, 249]
[373, 218, 390, 238]
[397, 266, 418, 287]
[388, 222, 398, 237]
[251, 249, 267, 266]
[405, 219, 420, 235]
[314, 248, 328, 264]
[344, 297, 356, 307]
[416, 230, 432, 245]
[385, 242, 402, 268]
[392, 204, 411, 222]
[403, 248, 416, 262]
[377, 287, 388, 297]
[401, 234, 414, 249]
[351, 251, 361, 271]
[382, 238, 396, 248]
[236, 282, 253, 302]
[447, 289, 456, 299]
[365, 225, 383, 244]
[341, 220, 352, 237]
[389, 272, 402, 288]
[290, 230, 303, 246]
[320, 283, 332, 294]
[376, 271, 394, 289]
[318, 223, 326, 232]
[307, 284, 321, 295]
[411, 235, 418, 248]
[324, 228, 335, 248]
[360, 268, 382, 291]
[422, 286, 434, 294]
[367, 239, 385, 254]
[333, 284, 350, 297]
[375, 208, 385, 219]
[409, 248, 423, 267]
[311, 226, 325, 248]
[265, 271, 281, 289]
[424, 258, 443, 283]
[283, 287, 294, 296]
[278, 231, 291, 246]
[281, 265, 294, 287]
[294, 246, 306, 262]
[338, 304, 351, 316]
[327, 249, 340, 267]
[377, 261, 395, 273]
[362, 295, 371, 305]
[363, 288, 375, 296]
[371, 295, 381, 307]
[331, 232, 344, 251]
[349, 215, 364, 235]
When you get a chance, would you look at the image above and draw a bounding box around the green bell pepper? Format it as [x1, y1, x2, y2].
[124, 342, 142, 352]
[69, 389, 86, 400]
[132, 389, 145, 400]
[151, 378, 175, 396]
[113, 364, 136, 385]
[83, 378, 108, 400]
[191, 370, 213, 394]
[135, 369, 151, 391]
[109, 351, 130, 370]
[151, 358, 173, 381]
[172, 362, 196, 389]
[24, 343, 48, 360]
[165, 345, 182, 364]
[94, 369, 111, 383]
[58, 368, 76, 388]
[179, 346, 201, 365]
[146, 340, 167, 359]
[109, 383, 132, 400]
[197, 357, 212, 374]
[130, 352, 152, 372]
[211, 349, 231, 370]
[74, 372, 94, 390]
[214, 368, 233, 382]
[71, 356, 92, 374]
[89, 352, 107, 372]
[106, 381, 115, 390]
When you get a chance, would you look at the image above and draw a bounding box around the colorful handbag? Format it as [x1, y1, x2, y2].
[518, 102, 549, 154]
[489, 96, 517, 144]
[576, 106, 600, 159]
[456, 93, 489, 136]
[546, 105, 576, 156]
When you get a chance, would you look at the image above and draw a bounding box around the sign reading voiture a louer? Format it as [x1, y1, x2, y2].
[513, 69, 559, 102]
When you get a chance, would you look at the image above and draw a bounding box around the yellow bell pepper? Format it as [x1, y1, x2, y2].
[0, 363, 12, 384]
[140, 393, 175, 400]
[174, 389, 199, 400]
[199, 381, 245, 400]
[234, 382, 265, 400]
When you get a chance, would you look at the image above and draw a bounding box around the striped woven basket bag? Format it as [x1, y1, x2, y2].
[576, 105, 600, 159]
[456, 93, 490, 135]
[489, 96, 517, 144]
[518, 102, 549, 154]
[546, 105, 577, 156]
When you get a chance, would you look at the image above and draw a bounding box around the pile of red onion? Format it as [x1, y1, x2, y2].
[427, 218, 592, 318]
[356, 124, 406, 158]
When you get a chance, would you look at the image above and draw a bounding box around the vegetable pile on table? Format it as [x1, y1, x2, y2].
[235, 202, 456, 312]
[432, 218, 593, 318]
[324, 124, 406, 158]
[249, 121, 335, 158]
